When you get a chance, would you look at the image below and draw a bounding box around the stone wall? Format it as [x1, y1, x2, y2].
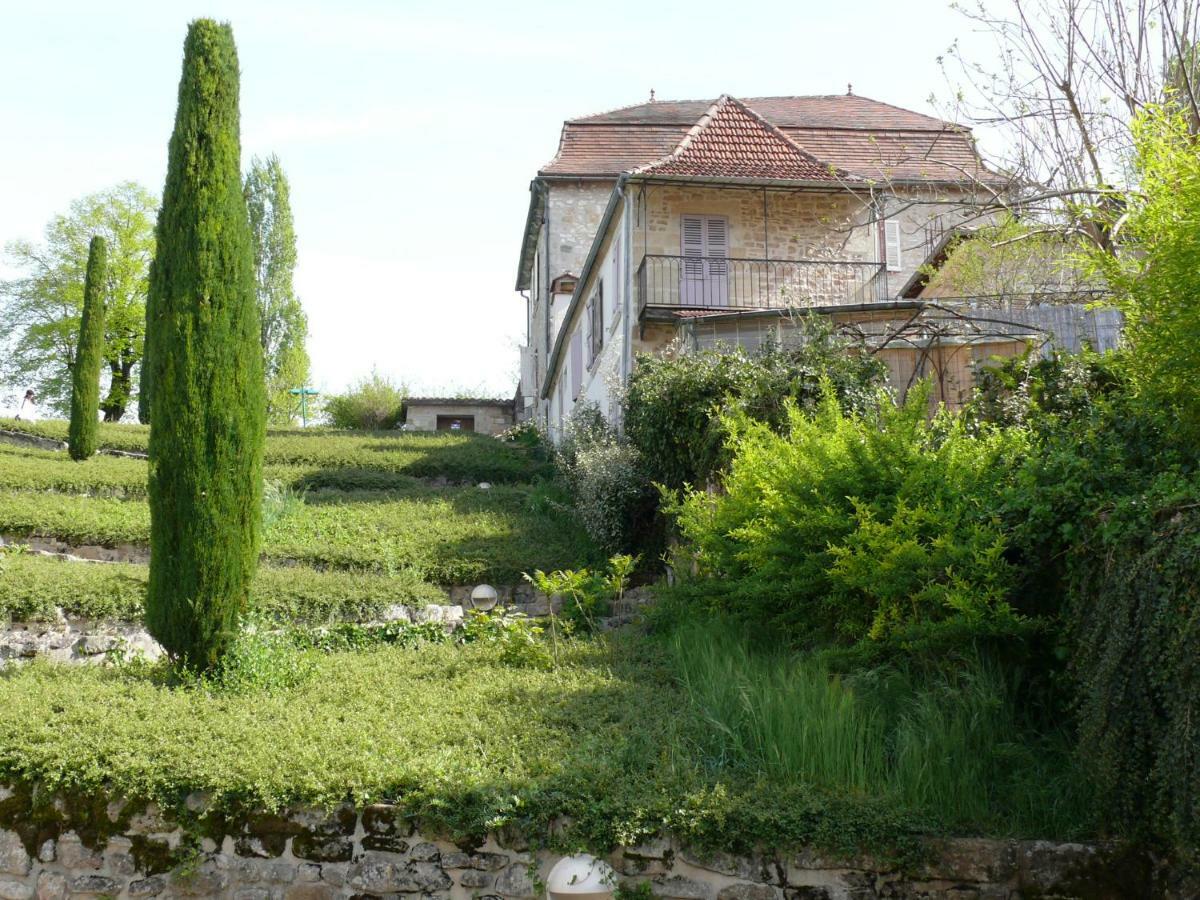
[0, 787, 1173, 899]
[403, 404, 515, 436]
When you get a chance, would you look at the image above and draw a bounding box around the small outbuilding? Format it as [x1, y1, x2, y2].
[403, 397, 515, 436]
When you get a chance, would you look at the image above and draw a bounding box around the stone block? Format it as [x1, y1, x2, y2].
[493, 863, 538, 898]
[361, 834, 410, 853]
[362, 804, 403, 836]
[461, 870, 494, 888]
[409, 841, 441, 862]
[347, 860, 453, 894]
[67, 874, 121, 895]
[262, 862, 299, 885]
[652, 875, 716, 900]
[35, 841, 53, 864]
[717, 885, 782, 900]
[920, 839, 1015, 884]
[233, 888, 272, 900]
[0, 832, 30, 877]
[292, 833, 353, 863]
[34, 871, 66, 900]
[237, 834, 288, 858]
[54, 834, 100, 870]
[0, 879, 32, 900]
[286, 885, 336, 900]
[682, 849, 777, 883]
[127, 875, 167, 897]
[1016, 840, 1096, 892]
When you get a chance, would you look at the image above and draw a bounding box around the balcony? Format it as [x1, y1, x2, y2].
[636, 254, 888, 316]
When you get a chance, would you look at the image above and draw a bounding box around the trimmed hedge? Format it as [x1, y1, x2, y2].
[0, 554, 444, 624]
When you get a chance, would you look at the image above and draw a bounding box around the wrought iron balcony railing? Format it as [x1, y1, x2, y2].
[637, 254, 888, 315]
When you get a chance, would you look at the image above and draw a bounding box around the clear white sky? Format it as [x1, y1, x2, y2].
[0, 0, 989, 405]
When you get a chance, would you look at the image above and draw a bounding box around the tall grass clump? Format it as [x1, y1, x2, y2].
[667, 618, 1093, 837]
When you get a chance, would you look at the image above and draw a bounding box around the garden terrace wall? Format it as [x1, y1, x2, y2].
[0, 787, 1176, 899]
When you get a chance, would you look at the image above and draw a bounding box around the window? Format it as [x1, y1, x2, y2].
[589, 282, 604, 365]
[885, 220, 903, 272]
[570, 330, 583, 400]
[437, 415, 474, 432]
[611, 237, 621, 328]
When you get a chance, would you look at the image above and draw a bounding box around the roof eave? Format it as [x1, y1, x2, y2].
[626, 173, 863, 190]
[515, 180, 547, 292]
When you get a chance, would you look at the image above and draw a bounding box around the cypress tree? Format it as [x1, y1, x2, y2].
[68, 236, 107, 460]
[145, 19, 265, 670]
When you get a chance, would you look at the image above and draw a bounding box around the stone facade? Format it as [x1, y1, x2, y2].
[0, 788, 1176, 899]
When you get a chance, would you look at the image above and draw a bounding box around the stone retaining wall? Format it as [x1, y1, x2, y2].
[0, 787, 1175, 899]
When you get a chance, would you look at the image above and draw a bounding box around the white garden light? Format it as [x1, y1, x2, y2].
[546, 854, 616, 900]
[470, 583, 499, 611]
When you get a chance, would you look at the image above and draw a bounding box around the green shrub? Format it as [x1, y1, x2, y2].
[670, 388, 1022, 650]
[325, 370, 405, 430]
[556, 405, 653, 554]
[67, 236, 106, 461]
[624, 316, 887, 490]
[145, 19, 265, 671]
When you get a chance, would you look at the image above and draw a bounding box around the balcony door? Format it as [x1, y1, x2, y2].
[680, 215, 729, 307]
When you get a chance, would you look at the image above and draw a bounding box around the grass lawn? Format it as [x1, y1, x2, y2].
[0, 418, 553, 484]
[0, 553, 445, 623]
[0, 430, 593, 585]
[0, 634, 923, 856]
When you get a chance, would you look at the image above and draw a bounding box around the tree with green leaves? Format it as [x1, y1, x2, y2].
[145, 19, 265, 671]
[0, 183, 156, 420]
[67, 238, 107, 460]
[244, 155, 310, 423]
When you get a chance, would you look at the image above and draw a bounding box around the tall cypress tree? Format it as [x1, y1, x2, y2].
[68, 236, 107, 461]
[145, 19, 265, 670]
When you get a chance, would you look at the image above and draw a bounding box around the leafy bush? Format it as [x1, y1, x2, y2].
[1090, 107, 1200, 441]
[624, 316, 887, 490]
[670, 388, 1022, 650]
[555, 405, 653, 554]
[324, 370, 406, 430]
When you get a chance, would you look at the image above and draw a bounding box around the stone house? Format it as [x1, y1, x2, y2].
[514, 93, 1115, 436]
[403, 397, 515, 435]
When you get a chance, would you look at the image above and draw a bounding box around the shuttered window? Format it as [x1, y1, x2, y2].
[611, 236, 621, 327]
[885, 220, 903, 272]
[681, 215, 730, 306]
[570, 330, 583, 400]
[589, 282, 604, 364]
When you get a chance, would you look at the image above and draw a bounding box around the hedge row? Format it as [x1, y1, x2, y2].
[0, 553, 444, 624]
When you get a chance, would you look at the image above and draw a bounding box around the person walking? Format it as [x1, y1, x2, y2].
[15, 389, 37, 421]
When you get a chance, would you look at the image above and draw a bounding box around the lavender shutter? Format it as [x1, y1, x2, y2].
[680, 215, 728, 307]
[570, 330, 583, 399]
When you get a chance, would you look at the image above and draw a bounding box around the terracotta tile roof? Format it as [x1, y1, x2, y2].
[538, 93, 994, 183]
[782, 128, 991, 182]
[570, 94, 957, 131]
[629, 95, 848, 182]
